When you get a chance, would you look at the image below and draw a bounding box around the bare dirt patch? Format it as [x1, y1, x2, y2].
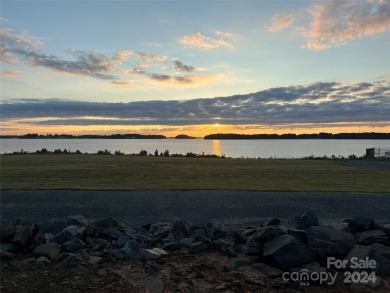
[3, 250, 386, 293]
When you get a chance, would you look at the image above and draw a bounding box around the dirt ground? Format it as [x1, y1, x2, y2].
[2, 249, 388, 293]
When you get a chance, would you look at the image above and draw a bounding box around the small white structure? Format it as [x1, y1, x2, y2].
[366, 147, 390, 159]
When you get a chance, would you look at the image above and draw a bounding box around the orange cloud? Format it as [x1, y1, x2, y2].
[268, 13, 294, 32]
[214, 30, 239, 41]
[149, 74, 221, 86]
[179, 32, 233, 49]
[123, 68, 146, 75]
[0, 70, 24, 78]
[109, 80, 133, 86]
[135, 51, 168, 63]
[305, 1, 390, 50]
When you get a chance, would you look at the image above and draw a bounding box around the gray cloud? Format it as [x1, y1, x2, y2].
[25, 50, 122, 80]
[1, 26, 197, 82]
[148, 73, 171, 82]
[2, 81, 389, 126]
[174, 60, 195, 72]
[0, 28, 132, 80]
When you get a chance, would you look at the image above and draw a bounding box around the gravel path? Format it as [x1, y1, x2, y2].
[1, 190, 390, 227]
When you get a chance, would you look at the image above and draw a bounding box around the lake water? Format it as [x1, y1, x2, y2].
[1, 139, 389, 158]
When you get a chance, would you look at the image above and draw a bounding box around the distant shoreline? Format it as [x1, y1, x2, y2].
[204, 132, 390, 140]
[1, 132, 390, 140]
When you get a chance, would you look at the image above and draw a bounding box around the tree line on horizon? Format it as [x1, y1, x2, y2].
[0, 133, 167, 139]
[204, 132, 390, 140]
[0, 132, 389, 140]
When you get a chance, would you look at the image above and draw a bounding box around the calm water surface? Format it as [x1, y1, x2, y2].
[1, 139, 389, 158]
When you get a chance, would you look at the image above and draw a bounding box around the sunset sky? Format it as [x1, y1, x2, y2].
[1, 0, 389, 137]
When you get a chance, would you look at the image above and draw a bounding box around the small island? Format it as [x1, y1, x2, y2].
[175, 134, 197, 139]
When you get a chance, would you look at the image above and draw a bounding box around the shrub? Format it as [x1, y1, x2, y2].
[97, 149, 112, 155]
[36, 148, 48, 154]
[139, 149, 148, 156]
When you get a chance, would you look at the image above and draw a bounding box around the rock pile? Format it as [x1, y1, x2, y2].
[1, 211, 390, 292]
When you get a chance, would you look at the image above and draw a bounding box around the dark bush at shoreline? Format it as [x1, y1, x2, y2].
[1, 148, 372, 160]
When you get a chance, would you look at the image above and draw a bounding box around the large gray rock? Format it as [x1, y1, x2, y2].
[244, 226, 287, 256]
[288, 210, 319, 230]
[87, 237, 110, 250]
[116, 235, 131, 248]
[213, 239, 236, 257]
[205, 220, 226, 239]
[66, 215, 88, 226]
[117, 222, 135, 234]
[355, 230, 390, 246]
[86, 218, 123, 241]
[0, 219, 15, 242]
[381, 223, 390, 237]
[252, 226, 287, 243]
[12, 225, 34, 247]
[37, 220, 67, 235]
[139, 248, 168, 260]
[231, 230, 247, 246]
[62, 239, 86, 252]
[55, 253, 83, 269]
[52, 226, 81, 245]
[368, 243, 390, 260]
[263, 234, 314, 270]
[177, 238, 192, 248]
[344, 245, 390, 274]
[262, 218, 281, 227]
[168, 219, 193, 241]
[190, 241, 211, 253]
[344, 217, 377, 233]
[28, 233, 51, 251]
[106, 249, 125, 259]
[306, 226, 356, 260]
[149, 223, 171, 238]
[33, 243, 61, 260]
[88, 256, 101, 265]
[122, 238, 139, 251]
[132, 233, 153, 249]
[96, 227, 123, 240]
[36, 256, 51, 265]
[88, 218, 118, 235]
[286, 229, 306, 243]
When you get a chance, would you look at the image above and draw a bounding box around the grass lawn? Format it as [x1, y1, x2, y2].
[1, 154, 389, 192]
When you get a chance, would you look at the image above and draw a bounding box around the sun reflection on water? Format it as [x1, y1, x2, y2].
[212, 139, 222, 156]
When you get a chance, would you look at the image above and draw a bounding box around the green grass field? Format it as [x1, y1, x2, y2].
[1, 154, 389, 192]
